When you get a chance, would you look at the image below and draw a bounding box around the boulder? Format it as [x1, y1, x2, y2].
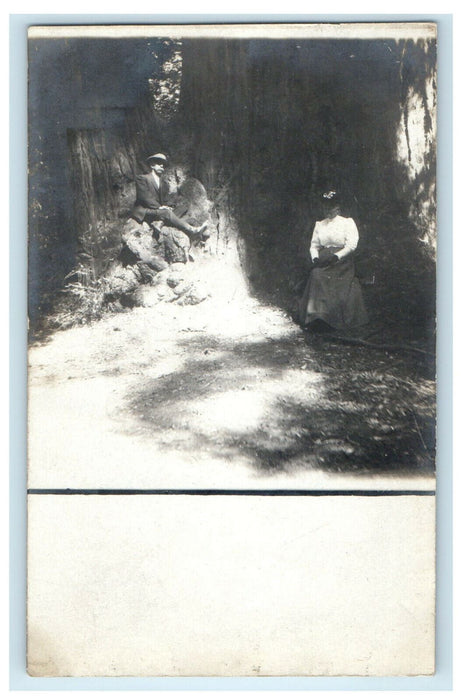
[150, 267, 175, 287]
[159, 176, 216, 262]
[171, 279, 193, 298]
[173, 177, 211, 225]
[161, 228, 190, 264]
[119, 219, 168, 271]
[132, 284, 176, 307]
[136, 262, 159, 285]
[105, 263, 142, 299]
[176, 282, 210, 306]
[93, 175, 218, 311]
[121, 218, 151, 241]
[166, 270, 186, 288]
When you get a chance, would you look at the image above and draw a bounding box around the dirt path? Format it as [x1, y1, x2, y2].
[28, 280, 435, 491]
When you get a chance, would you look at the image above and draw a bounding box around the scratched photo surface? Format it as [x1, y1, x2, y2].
[27, 23, 437, 678]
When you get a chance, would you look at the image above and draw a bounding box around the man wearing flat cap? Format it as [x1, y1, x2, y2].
[132, 153, 208, 240]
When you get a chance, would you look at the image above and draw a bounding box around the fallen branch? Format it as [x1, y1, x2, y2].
[313, 332, 435, 357]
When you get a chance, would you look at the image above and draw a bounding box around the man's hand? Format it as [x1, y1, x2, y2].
[158, 205, 172, 212]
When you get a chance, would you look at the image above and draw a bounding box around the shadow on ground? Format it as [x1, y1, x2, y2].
[125, 330, 435, 477]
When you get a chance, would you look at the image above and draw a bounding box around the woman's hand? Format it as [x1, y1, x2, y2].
[317, 253, 339, 268]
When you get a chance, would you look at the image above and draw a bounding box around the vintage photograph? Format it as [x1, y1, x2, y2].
[25, 22, 439, 678]
[28, 23, 437, 492]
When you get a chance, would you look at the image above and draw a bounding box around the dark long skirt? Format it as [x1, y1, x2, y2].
[299, 249, 368, 331]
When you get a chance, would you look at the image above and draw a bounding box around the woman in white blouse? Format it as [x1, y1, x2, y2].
[299, 191, 368, 331]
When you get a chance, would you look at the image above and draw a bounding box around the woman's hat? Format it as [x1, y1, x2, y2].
[322, 189, 338, 201]
[147, 153, 168, 164]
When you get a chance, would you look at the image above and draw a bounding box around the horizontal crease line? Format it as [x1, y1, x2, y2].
[27, 489, 436, 497]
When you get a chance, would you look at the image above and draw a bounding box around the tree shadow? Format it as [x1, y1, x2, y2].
[125, 332, 435, 477]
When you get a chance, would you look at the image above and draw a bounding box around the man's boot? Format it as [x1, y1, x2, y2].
[188, 221, 209, 242]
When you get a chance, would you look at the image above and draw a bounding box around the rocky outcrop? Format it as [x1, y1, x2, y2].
[119, 219, 169, 270]
[100, 175, 215, 311]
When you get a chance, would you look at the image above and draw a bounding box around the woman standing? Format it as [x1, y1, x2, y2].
[299, 191, 368, 331]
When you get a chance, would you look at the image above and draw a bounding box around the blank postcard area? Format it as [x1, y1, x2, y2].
[27, 494, 435, 677]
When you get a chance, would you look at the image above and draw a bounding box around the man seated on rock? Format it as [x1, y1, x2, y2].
[132, 153, 209, 242]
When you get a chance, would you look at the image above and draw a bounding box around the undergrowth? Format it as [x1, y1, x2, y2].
[52, 263, 109, 330]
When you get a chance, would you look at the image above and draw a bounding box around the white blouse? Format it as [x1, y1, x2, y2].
[310, 215, 359, 261]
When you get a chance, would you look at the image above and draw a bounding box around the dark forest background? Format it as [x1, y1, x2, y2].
[28, 33, 437, 343]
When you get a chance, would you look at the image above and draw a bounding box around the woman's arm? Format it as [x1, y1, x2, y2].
[334, 218, 359, 260]
[309, 223, 321, 262]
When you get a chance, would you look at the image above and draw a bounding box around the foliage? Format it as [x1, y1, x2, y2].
[149, 40, 183, 120]
[52, 264, 109, 329]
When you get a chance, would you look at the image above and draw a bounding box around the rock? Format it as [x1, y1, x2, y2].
[176, 282, 210, 306]
[171, 280, 193, 297]
[121, 218, 151, 241]
[119, 293, 138, 308]
[149, 268, 172, 288]
[161, 228, 190, 264]
[166, 271, 186, 289]
[89, 175, 218, 312]
[120, 219, 168, 271]
[105, 299, 132, 314]
[105, 263, 141, 299]
[174, 177, 211, 225]
[133, 284, 176, 307]
[136, 262, 158, 285]
[158, 176, 216, 263]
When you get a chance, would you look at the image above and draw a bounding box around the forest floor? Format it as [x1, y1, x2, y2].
[28, 262, 436, 491]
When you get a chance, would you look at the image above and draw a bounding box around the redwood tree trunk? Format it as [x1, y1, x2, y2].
[178, 37, 436, 332]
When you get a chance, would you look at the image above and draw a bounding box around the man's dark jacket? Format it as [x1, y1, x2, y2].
[132, 173, 172, 223]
